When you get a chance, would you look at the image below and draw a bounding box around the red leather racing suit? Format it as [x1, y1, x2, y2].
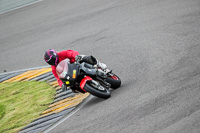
[51, 50, 79, 87]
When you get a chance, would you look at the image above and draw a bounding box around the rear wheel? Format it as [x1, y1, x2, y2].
[106, 73, 121, 89]
[84, 82, 111, 99]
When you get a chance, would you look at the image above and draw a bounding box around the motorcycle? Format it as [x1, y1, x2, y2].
[56, 59, 121, 99]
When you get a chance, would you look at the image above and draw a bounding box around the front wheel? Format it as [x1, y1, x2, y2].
[84, 82, 111, 99]
[106, 73, 121, 89]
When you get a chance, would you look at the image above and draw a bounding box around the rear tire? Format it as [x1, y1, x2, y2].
[106, 74, 121, 89]
[84, 82, 111, 99]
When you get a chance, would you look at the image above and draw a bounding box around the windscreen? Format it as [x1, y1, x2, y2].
[56, 59, 70, 78]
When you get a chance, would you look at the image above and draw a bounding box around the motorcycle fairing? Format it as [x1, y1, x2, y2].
[56, 59, 79, 87]
[79, 62, 96, 76]
[80, 76, 92, 92]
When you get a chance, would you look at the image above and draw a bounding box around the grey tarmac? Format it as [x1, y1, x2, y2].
[0, 0, 200, 133]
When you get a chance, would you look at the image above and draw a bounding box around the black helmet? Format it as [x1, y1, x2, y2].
[44, 49, 59, 66]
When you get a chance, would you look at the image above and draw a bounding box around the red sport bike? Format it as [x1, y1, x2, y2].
[56, 59, 121, 99]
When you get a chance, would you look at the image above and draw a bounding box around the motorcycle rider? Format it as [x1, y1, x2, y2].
[44, 49, 107, 92]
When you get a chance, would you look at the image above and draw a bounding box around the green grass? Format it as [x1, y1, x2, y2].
[0, 81, 56, 133]
[0, 104, 6, 120]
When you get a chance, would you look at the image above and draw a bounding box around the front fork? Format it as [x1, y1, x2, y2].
[79, 67, 112, 92]
[79, 75, 109, 92]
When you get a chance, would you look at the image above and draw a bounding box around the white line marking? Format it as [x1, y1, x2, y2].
[0, 0, 44, 15]
[43, 95, 94, 133]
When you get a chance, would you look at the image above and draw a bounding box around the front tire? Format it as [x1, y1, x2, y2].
[84, 82, 111, 99]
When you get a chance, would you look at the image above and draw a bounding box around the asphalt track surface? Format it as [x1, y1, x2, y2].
[1, 0, 200, 133]
[0, 0, 40, 13]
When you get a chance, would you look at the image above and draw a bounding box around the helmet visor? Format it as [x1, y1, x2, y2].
[47, 54, 59, 66]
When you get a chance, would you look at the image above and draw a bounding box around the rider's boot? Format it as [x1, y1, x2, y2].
[97, 61, 107, 70]
[96, 61, 112, 74]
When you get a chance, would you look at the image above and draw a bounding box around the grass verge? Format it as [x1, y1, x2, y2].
[0, 81, 55, 133]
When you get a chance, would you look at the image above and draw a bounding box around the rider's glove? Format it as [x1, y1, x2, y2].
[75, 55, 85, 62]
